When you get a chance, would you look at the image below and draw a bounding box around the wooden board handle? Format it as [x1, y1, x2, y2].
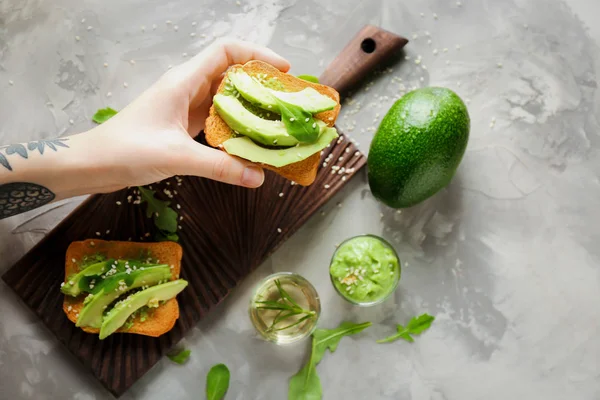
[319, 25, 408, 95]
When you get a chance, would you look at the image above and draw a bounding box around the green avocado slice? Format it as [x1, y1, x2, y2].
[76, 265, 172, 328]
[223, 127, 338, 168]
[61, 260, 113, 297]
[228, 71, 336, 114]
[99, 279, 188, 339]
[214, 94, 300, 147]
[61, 259, 164, 297]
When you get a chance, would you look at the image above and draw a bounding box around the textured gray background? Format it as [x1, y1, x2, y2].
[1, 0, 600, 399]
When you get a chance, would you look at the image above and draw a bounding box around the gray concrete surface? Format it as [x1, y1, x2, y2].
[1, 0, 600, 399]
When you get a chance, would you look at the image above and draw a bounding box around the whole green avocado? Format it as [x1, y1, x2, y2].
[367, 87, 470, 208]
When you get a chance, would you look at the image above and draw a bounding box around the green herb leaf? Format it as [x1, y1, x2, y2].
[274, 98, 320, 143]
[255, 280, 316, 333]
[92, 107, 118, 124]
[138, 186, 179, 237]
[167, 349, 191, 365]
[297, 75, 319, 84]
[206, 363, 230, 400]
[376, 313, 435, 344]
[155, 230, 179, 242]
[288, 321, 371, 400]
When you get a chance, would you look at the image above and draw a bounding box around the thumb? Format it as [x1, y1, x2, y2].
[180, 143, 265, 188]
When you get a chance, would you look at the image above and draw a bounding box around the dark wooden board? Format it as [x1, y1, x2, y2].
[1, 25, 406, 397]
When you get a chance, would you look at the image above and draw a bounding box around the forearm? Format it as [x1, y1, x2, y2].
[0, 132, 122, 219]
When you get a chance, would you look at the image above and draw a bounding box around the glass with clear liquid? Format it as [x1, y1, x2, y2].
[249, 272, 321, 345]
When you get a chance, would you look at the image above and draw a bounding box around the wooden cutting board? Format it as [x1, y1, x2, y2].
[2, 25, 407, 397]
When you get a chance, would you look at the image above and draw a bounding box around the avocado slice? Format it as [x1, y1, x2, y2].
[223, 127, 338, 168]
[214, 94, 299, 147]
[61, 260, 114, 297]
[228, 71, 336, 114]
[99, 279, 188, 339]
[61, 259, 163, 297]
[77, 265, 172, 328]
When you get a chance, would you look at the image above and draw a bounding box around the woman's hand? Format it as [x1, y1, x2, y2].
[81, 39, 290, 193]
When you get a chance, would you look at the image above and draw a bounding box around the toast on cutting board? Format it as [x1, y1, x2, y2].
[62, 239, 183, 338]
[204, 60, 341, 186]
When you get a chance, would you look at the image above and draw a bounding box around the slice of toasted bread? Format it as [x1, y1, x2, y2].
[62, 239, 183, 338]
[205, 60, 341, 186]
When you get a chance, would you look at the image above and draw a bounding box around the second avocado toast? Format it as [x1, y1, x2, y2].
[62, 240, 188, 339]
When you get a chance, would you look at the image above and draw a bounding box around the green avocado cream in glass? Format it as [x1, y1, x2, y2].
[329, 235, 401, 306]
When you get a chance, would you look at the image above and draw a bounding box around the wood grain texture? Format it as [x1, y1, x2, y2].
[2, 132, 366, 398]
[319, 25, 408, 94]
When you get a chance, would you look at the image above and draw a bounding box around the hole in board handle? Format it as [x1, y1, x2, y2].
[360, 38, 376, 54]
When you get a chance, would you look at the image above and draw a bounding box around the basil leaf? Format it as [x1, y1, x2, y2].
[206, 363, 230, 400]
[275, 98, 320, 143]
[297, 75, 319, 84]
[92, 107, 118, 124]
[167, 349, 191, 365]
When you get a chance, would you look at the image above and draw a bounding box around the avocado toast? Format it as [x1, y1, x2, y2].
[62, 239, 187, 339]
[205, 60, 341, 186]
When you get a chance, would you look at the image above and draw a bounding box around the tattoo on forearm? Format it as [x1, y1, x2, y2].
[0, 139, 69, 171]
[0, 182, 55, 219]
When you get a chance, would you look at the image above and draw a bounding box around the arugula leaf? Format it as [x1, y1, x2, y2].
[92, 107, 118, 124]
[167, 349, 191, 364]
[376, 313, 435, 344]
[206, 363, 230, 400]
[297, 75, 319, 84]
[138, 186, 179, 234]
[155, 230, 179, 242]
[275, 98, 320, 143]
[288, 321, 371, 400]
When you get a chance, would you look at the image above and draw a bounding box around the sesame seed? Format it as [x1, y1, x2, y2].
[433, 13, 438, 19]
[354, 151, 360, 157]
[277, 228, 282, 233]
[279, 192, 284, 197]
[106, 92, 112, 97]
[141, 25, 146, 32]
[176, 204, 181, 209]
[305, 118, 310, 122]
[103, 63, 108, 68]
[312, 123, 317, 128]
[174, 25, 179, 31]
[87, 26, 93, 31]
[95, 232, 101, 236]
[67, 305, 72, 311]
[106, 230, 110, 234]
[456, 44, 461, 50]
[342, 176, 346, 181]
[81, 18, 86, 23]
[290, 117, 295, 122]
[178, 225, 182, 229]
[129, 59, 136, 65]
[123, 82, 129, 88]
[75, 36, 80, 41]
[328, 117, 333, 121]
[324, 184, 330, 189]
[192, 21, 197, 26]
[497, 62, 503, 68]
[116, 201, 121, 205]
[69, 281, 74, 285]
[69, 119, 74, 125]
[443, 48, 448, 52]
[457, 1, 462, 5]
[338, 157, 344, 161]
[182, 52, 188, 57]
[337, 202, 342, 208]
[90, 241, 95, 246]
[190, 32, 196, 37]
[297, 153, 302, 158]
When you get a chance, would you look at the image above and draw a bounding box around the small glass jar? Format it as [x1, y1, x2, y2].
[249, 272, 321, 345]
[329, 234, 401, 307]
